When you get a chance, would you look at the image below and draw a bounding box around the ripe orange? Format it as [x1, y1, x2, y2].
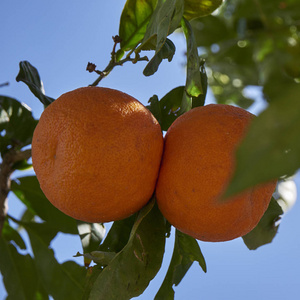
[155, 104, 277, 242]
[32, 87, 163, 223]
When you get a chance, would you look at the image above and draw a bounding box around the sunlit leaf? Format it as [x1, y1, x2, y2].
[155, 230, 206, 299]
[119, 0, 158, 52]
[87, 200, 166, 300]
[183, 0, 224, 21]
[181, 17, 206, 112]
[16, 61, 54, 106]
[192, 60, 207, 108]
[77, 221, 106, 266]
[242, 198, 283, 250]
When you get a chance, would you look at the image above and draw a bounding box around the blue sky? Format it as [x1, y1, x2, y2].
[1, 1, 300, 299]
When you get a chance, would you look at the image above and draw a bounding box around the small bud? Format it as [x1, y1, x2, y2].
[112, 35, 122, 44]
[86, 62, 97, 73]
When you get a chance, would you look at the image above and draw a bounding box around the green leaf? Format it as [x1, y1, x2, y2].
[146, 95, 162, 125]
[225, 82, 300, 197]
[141, 0, 184, 74]
[142, 0, 184, 46]
[192, 59, 207, 108]
[143, 38, 176, 76]
[147, 86, 184, 131]
[16, 61, 55, 106]
[0, 238, 47, 300]
[77, 221, 106, 266]
[181, 17, 203, 98]
[87, 200, 166, 300]
[98, 214, 136, 254]
[155, 230, 206, 300]
[26, 226, 86, 300]
[183, 0, 224, 21]
[0, 95, 37, 153]
[20, 220, 59, 246]
[2, 219, 26, 250]
[119, 0, 158, 52]
[11, 176, 78, 234]
[74, 251, 116, 266]
[242, 198, 283, 250]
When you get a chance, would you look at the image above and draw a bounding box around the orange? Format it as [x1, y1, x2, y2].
[156, 104, 277, 242]
[32, 86, 163, 223]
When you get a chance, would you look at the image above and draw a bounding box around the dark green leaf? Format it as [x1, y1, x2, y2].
[119, 0, 158, 52]
[74, 251, 116, 266]
[0, 238, 47, 300]
[242, 198, 283, 250]
[155, 230, 206, 300]
[27, 227, 86, 300]
[20, 208, 36, 223]
[98, 214, 136, 254]
[142, 0, 184, 47]
[141, 0, 184, 74]
[147, 86, 184, 131]
[11, 176, 78, 234]
[225, 82, 300, 197]
[16, 61, 54, 106]
[183, 0, 224, 21]
[2, 219, 26, 250]
[21, 221, 59, 246]
[146, 95, 162, 125]
[0, 95, 37, 153]
[159, 86, 184, 130]
[77, 221, 106, 266]
[143, 38, 175, 76]
[87, 200, 166, 300]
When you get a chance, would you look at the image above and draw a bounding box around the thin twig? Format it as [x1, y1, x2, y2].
[0, 149, 31, 236]
[87, 35, 148, 86]
[0, 82, 9, 88]
[89, 55, 149, 87]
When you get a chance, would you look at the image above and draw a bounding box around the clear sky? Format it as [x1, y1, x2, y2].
[1, 1, 300, 299]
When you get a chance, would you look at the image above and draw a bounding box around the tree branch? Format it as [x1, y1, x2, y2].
[0, 82, 9, 88]
[0, 148, 31, 235]
[88, 55, 149, 87]
[87, 35, 148, 86]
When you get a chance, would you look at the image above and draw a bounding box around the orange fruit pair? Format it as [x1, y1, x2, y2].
[32, 87, 276, 242]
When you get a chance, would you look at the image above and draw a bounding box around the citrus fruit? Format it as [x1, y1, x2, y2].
[183, 0, 224, 21]
[32, 86, 163, 223]
[155, 104, 277, 242]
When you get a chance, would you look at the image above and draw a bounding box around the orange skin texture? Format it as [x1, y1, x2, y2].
[156, 104, 277, 242]
[32, 87, 163, 223]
